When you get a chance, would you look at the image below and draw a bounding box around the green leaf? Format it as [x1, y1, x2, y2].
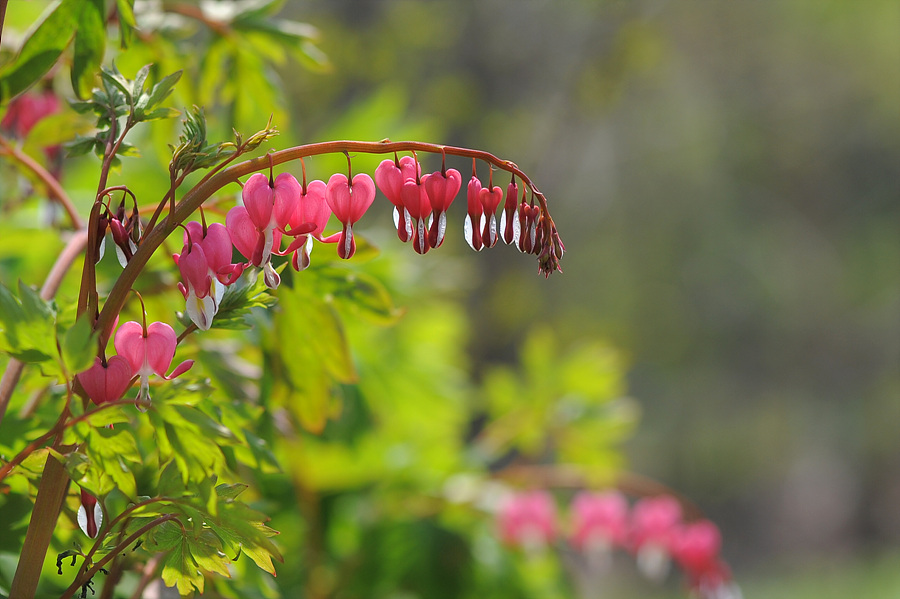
[131, 64, 150, 99]
[71, 0, 106, 99]
[162, 538, 205, 595]
[310, 267, 401, 325]
[115, 0, 137, 48]
[140, 106, 180, 122]
[61, 312, 98, 375]
[143, 70, 182, 111]
[0, 281, 57, 363]
[0, 0, 79, 102]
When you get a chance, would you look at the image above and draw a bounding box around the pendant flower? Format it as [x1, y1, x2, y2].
[325, 172, 376, 259]
[113, 321, 193, 408]
[497, 491, 557, 550]
[464, 175, 484, 251]
[226, 172, 305, 288]
[278, 179, 332, 271]
[76, 355, 135, 406]
[173, 221, 244, 330]
[375, 156, 420, 243]
[422, 167, 461, 249]
[77, 489, 103, 538]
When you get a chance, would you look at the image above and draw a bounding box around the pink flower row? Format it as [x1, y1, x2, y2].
[173, 158, 559, 330]
[498, 491, 740, 599]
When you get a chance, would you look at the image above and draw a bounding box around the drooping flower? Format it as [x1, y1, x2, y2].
[497, 491, 557, 550]
[76, 356, 134, 406]
[479, 182, 503, 248]
[400, 175, 431, 254]
[500, 179, 520, 245]
[1, 88, 60, 139]
[464, 175, 484, 251]
[77, 489, 103, 538]
[279, 179, 333, 271]
[672, 520, 741, 598]
[173, 222, 244, 330]
[375, 156, 420, 242]
[570, 491, 630, 552]
[422, 167, 462, 249]
[113, 320, 193, 408]
[325, 172, 376, 259]
[630, 495, 683, 582]
[226, 172, 306, 288]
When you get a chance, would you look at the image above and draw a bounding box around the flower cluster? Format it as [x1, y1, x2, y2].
[497, 491, 741, 599]
[76, 320, 193, 408]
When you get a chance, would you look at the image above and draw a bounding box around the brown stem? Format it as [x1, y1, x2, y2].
[59, 514, 179, 599]
[0, 230, 89, 428]
[0, 137, 84, 229]
[8, 452, 71, 599]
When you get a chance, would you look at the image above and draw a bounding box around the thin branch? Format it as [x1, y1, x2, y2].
[59, 514, 178, 599]
[0, 136, 84, 229]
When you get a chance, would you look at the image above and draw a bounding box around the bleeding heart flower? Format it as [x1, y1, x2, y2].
[375, 156, 420, 242]
[500, 180, 520, 246]
[630, 495, 683, 582]
[226, 172, 305, 289]
[479, 183, 503, 248]
[113, 320, 193, 408]
[325, 172, 376, 260]
[571, 491, 629, 552]
[174, 222, 244, 330]
[497, 491, 557, 550]
[279, 179, 332, 271]
[422, 167, 461, 249]
[464, 176, 484, 251]
[77, 356, 134, 406]
[77, 489, 103, 538]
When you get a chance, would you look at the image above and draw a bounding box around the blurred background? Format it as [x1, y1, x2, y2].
[275, 0, 900, 595]
[1, 0, 898, 597]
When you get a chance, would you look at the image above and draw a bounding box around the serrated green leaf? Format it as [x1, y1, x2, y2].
[0, 0, 78, 102]
[61, 312, 98, 375]
[162, 538, 205, 595]
[144, 70, 182, 110]
[71, 0, 106, 99]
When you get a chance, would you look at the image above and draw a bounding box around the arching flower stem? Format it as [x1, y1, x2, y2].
[92, 140, 560, 348]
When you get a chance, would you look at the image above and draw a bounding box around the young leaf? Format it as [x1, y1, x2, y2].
[116, 0, 138, 48]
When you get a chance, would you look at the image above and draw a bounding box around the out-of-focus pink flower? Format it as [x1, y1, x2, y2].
[630, 495, 683, 582]
[325, 172, 376, 260]
[570, 491, 629, 551]
[76, 356, 134, 406]
[77, 489, 102, 538]
[113, 321, 193, 407]
[497, 491, 557, 549]
[1, 89, 60, 139]
[672, 520, 741, 598]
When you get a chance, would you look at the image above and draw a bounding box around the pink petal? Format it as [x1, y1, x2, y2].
[113, 321, 146, 374]
[226, 205, 263, 263]
[348, 173, 376, 223]
[325, 173, 351, 221]
[162, 359, 194, 380]
[290, 180, 331, 236]
[242, 173, 275, 229]
[104, 355, 135, 403]
[201, 223, 234, 272]
[177, 243, 211, 298]
[374, 159, 404, 207]
[272, 172, 302, 231]
[423, 168, 462, 212]
[145, 321, 177, 376]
